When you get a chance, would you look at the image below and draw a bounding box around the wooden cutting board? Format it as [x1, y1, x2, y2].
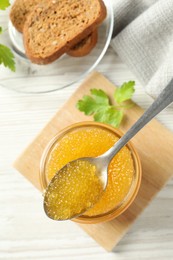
[14, 72, 173, 251]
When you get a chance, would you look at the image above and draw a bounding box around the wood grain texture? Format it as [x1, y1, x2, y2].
[1, 7, 173, 258]
[1, 48, 173, 259]
[14, 72, 173, 251]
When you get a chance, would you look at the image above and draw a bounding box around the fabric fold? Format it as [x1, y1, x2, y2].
[111, 0, 173, 99]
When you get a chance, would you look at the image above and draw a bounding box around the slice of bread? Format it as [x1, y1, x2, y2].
[10, 0, 42, 33]
[23, 0, 107, 64]
[67, 30, 98, 57]
[10, 0, 99, 57]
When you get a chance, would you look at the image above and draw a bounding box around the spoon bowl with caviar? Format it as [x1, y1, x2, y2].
[44, 78, 173, 221]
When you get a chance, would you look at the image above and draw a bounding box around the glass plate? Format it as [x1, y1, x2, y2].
[0, 0, 113, 94]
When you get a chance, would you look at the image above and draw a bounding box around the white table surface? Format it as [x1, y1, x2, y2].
[0, 8, 173, 260]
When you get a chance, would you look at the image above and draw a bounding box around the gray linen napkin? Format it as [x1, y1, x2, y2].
[111, 0, 173, 99]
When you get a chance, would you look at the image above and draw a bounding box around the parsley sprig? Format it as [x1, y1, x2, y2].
[0, 0, 10, 10]
[76, 81, 135, 128]
[0, 0, 15, 71]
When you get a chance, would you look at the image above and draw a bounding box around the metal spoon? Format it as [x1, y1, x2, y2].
[44, 78, 173, 220]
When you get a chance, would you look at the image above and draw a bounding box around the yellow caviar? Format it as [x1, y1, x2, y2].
[44, 160, 103, 220]
[45, 126, 134, 217]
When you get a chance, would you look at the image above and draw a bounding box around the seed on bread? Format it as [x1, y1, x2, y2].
[23, 0, 107, 64]
[68, 30, 98, 57]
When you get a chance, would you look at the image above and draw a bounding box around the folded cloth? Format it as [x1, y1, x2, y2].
[111, 0, 173, 99]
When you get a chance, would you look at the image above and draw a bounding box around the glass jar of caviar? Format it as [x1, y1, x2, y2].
[40, 122, 142, 224]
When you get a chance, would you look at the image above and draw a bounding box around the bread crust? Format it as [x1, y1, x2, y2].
[67, 30, 98, 57]
[23, 0, 107, 64]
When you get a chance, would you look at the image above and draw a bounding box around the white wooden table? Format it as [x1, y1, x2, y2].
[0, 9, 173, 260]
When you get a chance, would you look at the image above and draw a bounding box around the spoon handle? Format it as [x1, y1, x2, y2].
[104, 78, 173, 161]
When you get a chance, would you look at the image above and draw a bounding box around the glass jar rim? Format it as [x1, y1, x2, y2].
[40, 122, 142, 224]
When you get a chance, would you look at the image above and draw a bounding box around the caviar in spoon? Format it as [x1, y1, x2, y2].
[44, 160, 104, 220]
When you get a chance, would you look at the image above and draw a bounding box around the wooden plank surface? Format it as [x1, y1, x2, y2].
[14, 72, 173, 251]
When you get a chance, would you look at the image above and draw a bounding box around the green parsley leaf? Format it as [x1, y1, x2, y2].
[90, 89, 109, 105]
[114, 81, 135, 103]
[0, 27, 2, 34]
[0, 0, 10, 10]
[77, 96, 99, 115]
[0, 44, 15, 71]
[94, 107, 123, 128]
[76, 89, 109, 115]
[76, 82, 135, 128]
